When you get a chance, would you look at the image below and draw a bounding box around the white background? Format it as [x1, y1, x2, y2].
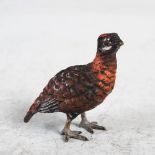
[0, 0, 155, 155]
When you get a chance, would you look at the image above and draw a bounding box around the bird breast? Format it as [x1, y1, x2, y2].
[96, 70, 116, 95]
[91, 53, 117, 96]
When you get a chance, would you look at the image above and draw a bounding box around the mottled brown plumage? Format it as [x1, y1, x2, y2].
[24, 33, 123, 141]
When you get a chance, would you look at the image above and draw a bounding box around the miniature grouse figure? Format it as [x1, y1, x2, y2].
[24, 33, 124, 142]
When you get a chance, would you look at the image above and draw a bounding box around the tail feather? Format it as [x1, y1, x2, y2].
[24, 101, 40, 123]
[24, 97, 57, 122]
[24, 111, 34, 123]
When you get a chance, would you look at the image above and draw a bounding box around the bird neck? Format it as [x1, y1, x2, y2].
[91, 52, 117, 73]
[90, 52, 117, 94]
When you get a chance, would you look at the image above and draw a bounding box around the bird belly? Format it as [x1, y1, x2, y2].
[59, 100, 100, 113]
[59, 88, 107, 113]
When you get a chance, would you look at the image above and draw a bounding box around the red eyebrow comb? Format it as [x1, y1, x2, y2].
[99, 34, 108, 38]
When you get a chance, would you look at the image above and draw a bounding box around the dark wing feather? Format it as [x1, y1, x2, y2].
[50, 65, 100, 112]
[53, 65, 96, 98]
[37, 64, 99, 113]
[38, 98, 59, 113]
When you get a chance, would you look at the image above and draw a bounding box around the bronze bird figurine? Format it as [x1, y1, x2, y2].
[24, 33, 124, 142]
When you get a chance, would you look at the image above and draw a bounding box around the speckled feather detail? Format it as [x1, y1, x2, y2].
[26, 53, 117, 115]
[24, 33, 123, 123]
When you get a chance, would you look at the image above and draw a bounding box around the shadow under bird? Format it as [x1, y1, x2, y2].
[24, 33, 124, 142]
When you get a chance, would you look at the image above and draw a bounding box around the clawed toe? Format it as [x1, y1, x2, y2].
[90, 123, 106, 130]
[79, 121, 106, 133]
[61, 129, 82, 135]
[80, 113, 106, 134]
[62, 129, 88, 142]
[79, 122, 94, 134]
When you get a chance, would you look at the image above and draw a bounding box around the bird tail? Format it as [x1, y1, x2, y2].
[24, 111, 34, 123]
[24, 101, 40, 123]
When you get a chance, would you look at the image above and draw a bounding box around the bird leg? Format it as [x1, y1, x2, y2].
[79, 112, 106, 134]
[61, 114, 88, 142]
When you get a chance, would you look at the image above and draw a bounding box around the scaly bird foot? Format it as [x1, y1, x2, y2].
[79, 121, 106, 134]
[61, 129, 88, 142]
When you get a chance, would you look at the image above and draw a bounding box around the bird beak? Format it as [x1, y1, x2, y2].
[119, 41, 124, 46]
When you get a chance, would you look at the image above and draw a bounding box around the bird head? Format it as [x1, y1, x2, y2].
[97, 33, 124, 55]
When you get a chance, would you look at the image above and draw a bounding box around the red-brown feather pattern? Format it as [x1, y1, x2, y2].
[28, 52, 117, 115]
